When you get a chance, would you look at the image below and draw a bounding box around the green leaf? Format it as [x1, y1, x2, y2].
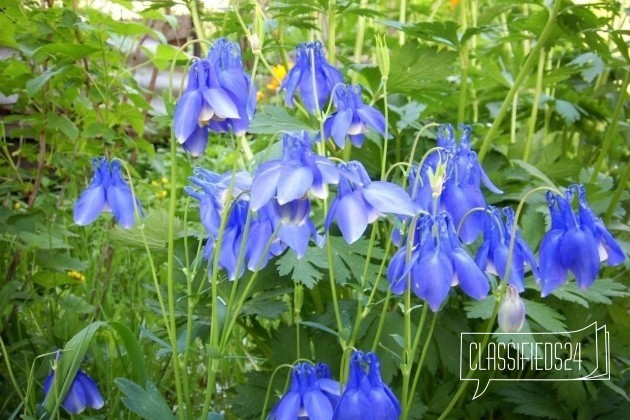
[510, 159, 557, 189]
[249, 105, 315, 135]
[382, 20, 460, 48]
[36, 250, 88, 272]
[32, 271, 79, 288]
[523, 299, 567, 332]
[465, 295, 496, 320]
[26, 65, 68, 97]
[551, 278, 628, 305]
[0, 14, 18, 48]
[554, 99, 582, 124]
[276, 247, 325, 288]
[47, 114, 79, 141]
[33, 43, 98, 62]
[114, 379, 175, 420]
[109, 208, 185, 251]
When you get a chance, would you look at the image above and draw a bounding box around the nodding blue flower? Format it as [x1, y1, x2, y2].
[326, 161, 415, 244]
[273, 197, 325, 259]
[407, 125, 502, 244]
[269, 362, 341, 420]
[74, 157, 140, 229]
[333, 351, 400, 420]
[475, 207, 538, 292]
[388, 213, 489, 312]
[498, 285, 526, 333]
[280, 41, 343, 113]
[173, 38, 256, 155]
[539, 185, 624, 296]
[250, 131, 340, 212]
[43, 369, 104, 415]
[187, 169, 283, 280]
[322, 84, 386, 148]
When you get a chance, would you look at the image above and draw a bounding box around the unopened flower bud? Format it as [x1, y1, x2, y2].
[375, 35, 390, 80]
[252, 4, 265, 54]
[498, 285, 526, 332]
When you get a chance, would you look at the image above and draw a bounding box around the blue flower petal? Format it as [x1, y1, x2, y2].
[277, 165, 313, 205]
[107, 162, 137, 229]
[279, 224, 311, 259]
[332, 389, 371, 420]
[182, 125, 209, 157]
[304, 390, 334, 420]
[452, 248, 489, 300]
[559, 228, 600, 289]
[411, 251, 452, 312]
[273, 392, 301, 420]
[173, 90, 202, 144]
[334, 191, 368, 244]
[250, 161, 283, 211]
[75, 371, 104, 410]
[330, 109, 353, 148]
[63, 376, 88, 415]
[356, 106, 386, 135]
[202, 87, 240, 119]
[362, 181, 415, 217]
[539, 230, 567, 297]
[73, 178, 107, 227]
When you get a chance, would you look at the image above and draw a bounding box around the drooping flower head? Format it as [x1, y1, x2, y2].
[74, 157, 140, 229]
[475, 207, 539, 292]
[186, 169, 284, 280]
[269, 362, 341, 420]
[173, 38, 256, 156]
[388, 213, 489, 312]
[333, 351, 400, 420]
[539, 185, 624, 296]
[323, 84, 386, 148]
[280, 41, 343, 113]
[43, 358, 104, 416]
[250, 131, 340, 211]
[408, 125, 502, 243]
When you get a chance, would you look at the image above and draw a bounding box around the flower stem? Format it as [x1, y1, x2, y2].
[591, 69, 629, 182]
[406, 312, 438, 415]
[523, 48, 546, 162]
[189, 0, 207, 56]
[327, 0, 336, 63]
[380, 78, 389, 180]
[477, 0, 562, 162]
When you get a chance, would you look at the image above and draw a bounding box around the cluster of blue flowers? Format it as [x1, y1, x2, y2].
[270, 351, 400, 420]
[386, 125, 624, 313]
[187, 130, 414, 279]
[173, 38, 256, 156]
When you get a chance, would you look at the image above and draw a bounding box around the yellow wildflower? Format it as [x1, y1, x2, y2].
[267, 64, 290, 92]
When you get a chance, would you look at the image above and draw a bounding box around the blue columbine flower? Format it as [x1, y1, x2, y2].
[407, 125, 502, 243]
[273, 196, 325, 259]
[74, 157, 140, 229]
[326, 161, 415, 244]
[333, 351, 400, 420]
[388, 213, 489, 311]
[539, 185, 624, 296]
[280, 41, 343, 113]
[270, 362, 341, 420]
[187, 169, 284, 280]
[475, 207, 538, 292]
[249, 131, 340, 212]
[323, 84, 385, 148]
[43, 368, 104, 415]
[173, 38, 256, 155]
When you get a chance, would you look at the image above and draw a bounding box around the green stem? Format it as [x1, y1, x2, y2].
[591, 69, 629, 182]
[166, 130, 186, 419]
[189, 0, 208, 56]
[398, 0, 407, 45]
[402, 305, 428, 418]
[406, 312, 438, 415]
[380, 78, 389, 180]
[523, 48, 546, 162]
[327, 0, 336, 63]
[477, 0, 563, 162]
[352, 0, 369, 84]
[604, 158, 630, 223]
[457, 0, 469, 125]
